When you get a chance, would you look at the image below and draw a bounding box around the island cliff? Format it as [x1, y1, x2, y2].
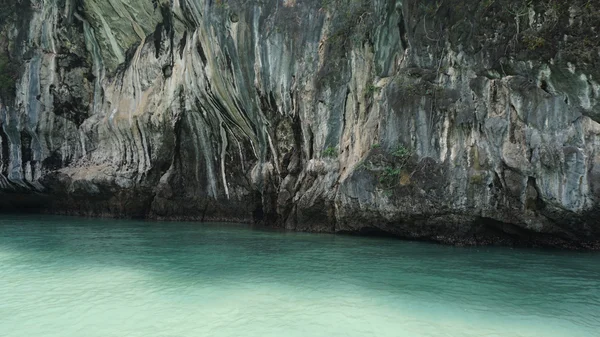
[1, 0, 599, 248]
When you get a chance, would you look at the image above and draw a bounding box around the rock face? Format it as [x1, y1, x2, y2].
[1, 0, 599, 248]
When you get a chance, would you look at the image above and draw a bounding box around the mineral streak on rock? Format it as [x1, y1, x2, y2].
[0, 0, 599, 248]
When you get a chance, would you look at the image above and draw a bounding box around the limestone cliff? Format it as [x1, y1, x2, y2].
[1, 0, 599, 248]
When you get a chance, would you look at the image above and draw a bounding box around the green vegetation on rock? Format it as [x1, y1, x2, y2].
[323, 146, 338, 158]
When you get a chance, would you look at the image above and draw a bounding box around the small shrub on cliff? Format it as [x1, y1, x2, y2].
[522, 34, 546, 50]
[376, 145, 414, 190]
[379, 167, 402, 187]
[366, 84, 381, 96]
[323, 146, 338, 158]
[392, 145, 413, 161]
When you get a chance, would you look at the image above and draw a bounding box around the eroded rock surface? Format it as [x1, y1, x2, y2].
[1, 0, 599, 248]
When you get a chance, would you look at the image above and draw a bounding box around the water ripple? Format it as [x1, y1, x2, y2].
[0, 215, 599, 337]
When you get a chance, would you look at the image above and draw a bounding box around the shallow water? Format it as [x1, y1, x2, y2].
[0, 215, 599, 337]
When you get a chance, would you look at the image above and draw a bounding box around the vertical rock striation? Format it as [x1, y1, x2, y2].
[0, 0, 599, 248]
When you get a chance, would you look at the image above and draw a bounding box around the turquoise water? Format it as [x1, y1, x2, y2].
[0, 215, 599, 337]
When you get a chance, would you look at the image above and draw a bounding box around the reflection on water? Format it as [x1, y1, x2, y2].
[1, 215, 599, 337]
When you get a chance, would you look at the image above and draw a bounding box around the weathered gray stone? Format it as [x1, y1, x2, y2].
[0, 0, 599, 249]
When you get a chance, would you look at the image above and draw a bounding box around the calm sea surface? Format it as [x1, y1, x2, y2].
[1, 215, 599, 337]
